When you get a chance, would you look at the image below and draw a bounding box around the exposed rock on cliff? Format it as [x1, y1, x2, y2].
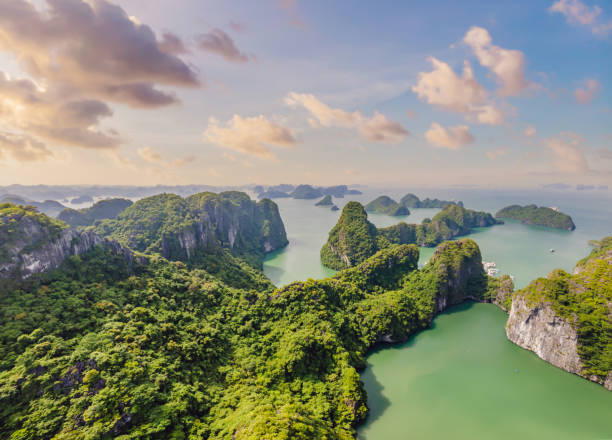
[0, 203, 136, 280]
[505, 236, 611, 390]
[93, 191, 288, 268]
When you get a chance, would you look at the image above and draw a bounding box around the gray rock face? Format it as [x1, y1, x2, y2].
[505, 295, 611, 389]
[1, 216, 136, 280]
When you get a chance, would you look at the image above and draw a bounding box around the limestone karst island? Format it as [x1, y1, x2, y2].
[0, 1, 610, 439]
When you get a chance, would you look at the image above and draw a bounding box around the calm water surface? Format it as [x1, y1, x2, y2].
[262, 187, 612, 439]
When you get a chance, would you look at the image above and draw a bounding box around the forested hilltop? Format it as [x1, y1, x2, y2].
[0, 198, 500, 439]
[495, 204, 576, 230]
[58, 199, 133, 227]
[321, 201, 500, 270]
[92, 191, 288, 270]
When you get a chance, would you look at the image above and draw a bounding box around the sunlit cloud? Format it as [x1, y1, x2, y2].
[412, 57, 504, 125]
[204, 115, 296, 158]
[463, 26, 533, 96]
[544, 131, 589, 173]
[574, 78, 601, 104]
[285, 92, 409, 143]
[524, 124, 537, 137]
[0, 132, 53, 162]
[197, 28, 250, 62]
[549, 0, 612, 35]
[425, 122, 474, 150]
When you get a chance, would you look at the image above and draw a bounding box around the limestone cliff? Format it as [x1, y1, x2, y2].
[93, 191, 288, 268]
[0, 203, 136, 280]
[505, 236, 612, 390]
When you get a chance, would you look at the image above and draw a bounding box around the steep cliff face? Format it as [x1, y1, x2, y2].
[506, 296, 583, 376]
[426, 239, 488, 312]
[0, 203, 136, 280]
[505, 236, 611, 390]
[94, 191, 288, 268]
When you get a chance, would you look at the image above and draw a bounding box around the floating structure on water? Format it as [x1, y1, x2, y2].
[483, 261, 500, 276]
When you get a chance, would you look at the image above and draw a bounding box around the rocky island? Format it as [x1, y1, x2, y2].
[321, 201, 500, 269]
[400, 193, 463, 208]
[315, 195, 334, 206]
[505, 236, 611, 389]
[364, 196, 410, 216]
[495, 204, 576, 230]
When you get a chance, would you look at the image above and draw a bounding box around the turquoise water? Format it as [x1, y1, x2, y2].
[262, 188, 612, 438]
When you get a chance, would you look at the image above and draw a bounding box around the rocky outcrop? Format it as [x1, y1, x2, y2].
[0, 210, 137, 280]
[94, 191, 288, 268]
[504, 237, 611, 391]
[506, 296, 584, 377]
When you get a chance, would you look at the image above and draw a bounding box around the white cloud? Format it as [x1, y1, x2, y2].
[412, 57, 504, 125]
[425, 122, 474, 150]
[0, 131, 53, 162]
[544, 131, 589, 173]
[524, 124, 537, 137]
[138, 146, 195, 168]
[285, 92, 409, 143]
[485, 149, 508, 160]
[574, 78, 601, 104]
[463, 26, 532, 96]
[549, 0, 612, 35]
[204, 115, 296, 158]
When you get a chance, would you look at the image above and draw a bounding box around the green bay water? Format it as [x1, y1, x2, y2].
[262, 187, 612, 438]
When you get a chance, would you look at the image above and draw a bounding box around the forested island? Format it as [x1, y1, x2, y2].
[364, 196, 410, 216]
[495, 204, 576, 230]
[0, 194, 511, 439]
[400, 193, 463, 208]
[321, 201, 500, 270]
[315, 195, 334, 206]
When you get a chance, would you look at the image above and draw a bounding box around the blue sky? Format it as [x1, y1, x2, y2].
[0, 0, 610, 187]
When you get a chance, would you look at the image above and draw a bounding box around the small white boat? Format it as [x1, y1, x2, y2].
[549, 248, 555, 253]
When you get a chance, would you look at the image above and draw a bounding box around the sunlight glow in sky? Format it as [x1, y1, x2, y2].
[0, 0, 610, 187]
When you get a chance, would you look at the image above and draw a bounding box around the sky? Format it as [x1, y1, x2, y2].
[0, 0, 610, 187]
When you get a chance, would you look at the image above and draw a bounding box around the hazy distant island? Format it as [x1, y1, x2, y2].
[255, 184, 362, 200]
[401, 193, 463, 208]
[495, 204, 576, 231]
[321, 201, 500, 270]
[331, 205, 339, 211]
[364, 196, 409, 216]
[70, 195, 94, 204]
[315, 195, 334, 206]
[0, 194, 66, 218]
[58, 198, 133, 227]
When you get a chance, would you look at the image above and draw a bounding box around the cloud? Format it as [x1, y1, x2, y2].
[0, 0, 201, 156]
[278, 0, 308, 28]
[597, 148, 612, 159]
[574, 78, 601, 104]
[0, 72, 121, 149]
[228, 20, 247, 33]
[485, 149, 508, 160]
[0, 132, 53, 162]
[158, 32, 188, 55]
[412, 57, 504, 125]
[425, 122, 474, 150]
[524, 124, 537, 137]
[405, 109, 417, 118]
[544, 131, 589, 173]
[285, 92, 409, 143]
[197, 28, 249, 62]
[204, 115, 296, 158]
[463, 26, 532, 96]
[138, 146, 196, 167]
[549, 0, 612, 35]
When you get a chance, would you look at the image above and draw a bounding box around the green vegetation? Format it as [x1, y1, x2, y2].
[0, 204, 68, 264]
[315, 195, 334, 206]
[0, 196, 66, 218]
[399, 194, 463, 208]
[364, 196, 409, 216]
[93, 192, 288, 269]
[321, 202, 379, 270]
[0, 199, 488, 440]
[58, 199, 133, 227]
[516, 237, 611, 380]
[322, 202, 500, 269]
[495, 204, 576, 230]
